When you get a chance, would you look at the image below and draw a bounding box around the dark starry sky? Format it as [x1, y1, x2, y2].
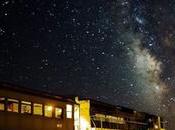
[0, 0, 175, 127]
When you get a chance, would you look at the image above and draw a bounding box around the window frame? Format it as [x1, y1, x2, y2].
[21, 101, 32, 114]
[0, 97, 5, 111]
[44, 105, 53, 118]
[66, 104, 73, 119]
[55, 107, 63, 118]
[7, 98, 19, 113]
[33, 103, 43, 116]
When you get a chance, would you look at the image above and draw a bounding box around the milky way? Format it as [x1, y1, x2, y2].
[0, 0, 175, 128]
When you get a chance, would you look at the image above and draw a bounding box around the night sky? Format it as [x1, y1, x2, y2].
[0, 0, 175, 126]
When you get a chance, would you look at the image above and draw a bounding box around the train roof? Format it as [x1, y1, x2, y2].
[0, 82, 76, 104]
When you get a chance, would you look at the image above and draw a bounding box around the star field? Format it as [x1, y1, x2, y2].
[0, 0, 175, 128]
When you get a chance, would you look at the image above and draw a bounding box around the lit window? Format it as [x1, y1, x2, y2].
[66, 104, 72, 118]
[21, 101, 31, 114]
[7, 98, 19, 112]
[33, 103, 43, 115]
[44, 105, 53, 117]
[55, 107, 62, 118]
[0, 98, 5, 111]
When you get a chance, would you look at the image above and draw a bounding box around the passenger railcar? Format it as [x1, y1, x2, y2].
[0, 83, 78, 130]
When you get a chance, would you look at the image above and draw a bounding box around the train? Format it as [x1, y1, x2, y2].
[0, 82, 166, 130]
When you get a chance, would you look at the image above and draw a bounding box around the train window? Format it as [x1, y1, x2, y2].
[33, 103, 43, 115]
[21, 101, 31, 114]
[55, 107, 62, 118]
[0, 97, 5, 111]
[66, 104, 72, 118]
[7, 98, 19, 113]
[44, 105, 53, 117]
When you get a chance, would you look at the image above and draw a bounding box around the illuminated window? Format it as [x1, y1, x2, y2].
[66, 104, 72, 118]
[33, 103, 43, 115]
[7, 98, 19, 112]
[55, 107, 62, 118]
[44, 105, 53, 117]
[21, 101, 31, 114]
[0, 97, 5, 111]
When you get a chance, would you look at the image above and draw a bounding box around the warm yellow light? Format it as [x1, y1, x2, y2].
[154, 124, 158, 129]
[66, 104, 73, 118]
[47, 106, 53, 111]
[80, 118, 89, 130]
